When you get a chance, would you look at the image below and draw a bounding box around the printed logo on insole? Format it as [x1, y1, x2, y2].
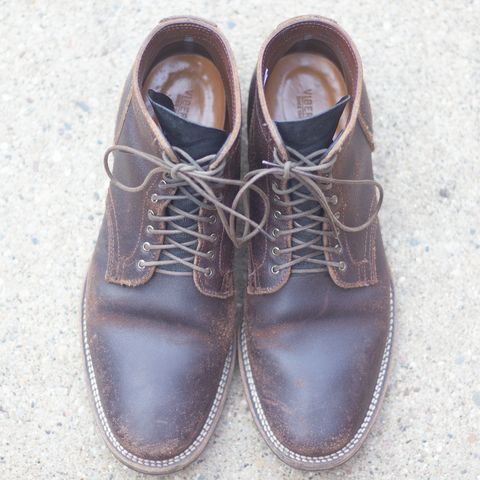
[175, 91, 193, 119]
[296, 89, 313, 119]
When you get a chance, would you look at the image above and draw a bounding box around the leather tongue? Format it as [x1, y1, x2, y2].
[275, 95, 350, 156]
[148, 89, 227, 158]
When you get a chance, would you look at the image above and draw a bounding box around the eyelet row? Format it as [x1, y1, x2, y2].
[142, 181, 220, 276]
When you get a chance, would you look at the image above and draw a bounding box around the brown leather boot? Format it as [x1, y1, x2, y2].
[81, 17, 241, 474]
[239, 16, 394, 470]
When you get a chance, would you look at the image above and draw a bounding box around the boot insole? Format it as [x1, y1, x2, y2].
[143, 54, 226, 129]
[265, 53, 348, 133]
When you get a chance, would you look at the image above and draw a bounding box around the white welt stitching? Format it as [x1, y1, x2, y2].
[82, 296, 233, 468]
[241, 288, 394, 464]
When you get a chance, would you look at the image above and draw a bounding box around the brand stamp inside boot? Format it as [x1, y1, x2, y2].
[142, 52, 226, 129]
[265, 52, 348, 134]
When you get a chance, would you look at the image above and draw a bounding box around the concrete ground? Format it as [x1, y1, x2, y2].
[1, 0, 479, 478]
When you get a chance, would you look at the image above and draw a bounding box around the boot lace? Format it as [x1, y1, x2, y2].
[235, 146, 383, 274]
[103, 145, 268, 276]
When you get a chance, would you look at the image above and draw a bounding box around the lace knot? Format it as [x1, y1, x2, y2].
[170, 163, 196, 179]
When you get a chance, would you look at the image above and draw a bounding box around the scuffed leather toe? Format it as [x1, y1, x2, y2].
[86, 315, 229, 461]
[241, 273, 393, 467]
[245, 312, 390, 457]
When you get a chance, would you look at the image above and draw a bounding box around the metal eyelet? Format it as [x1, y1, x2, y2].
[142, 242, 151, 252]
[137, 259, 146, 270]
[338, 261, 347, 271]
[163, 172, 172, 181]
[272, 182, 279, 190]
[208, 215, 217, 224]
[210, 233, 217, 242]
[330, 195, 338, 206]
[204, 267, 214, 277]
[272, 228, 280, 238]
[334, 211, 341, 219]
[271, 265, 280, 274]
[271, 247, 280, 256]
[207, 250, 215, 259]
[273, 194, 280, 202]
[151, 193, 158, 203]
[147, 209, 154, 217]
[324, 174, 333, 190]
[334, 244, 343, 254]
[273, 210, 282, 219]
[146, 225, 154, 234]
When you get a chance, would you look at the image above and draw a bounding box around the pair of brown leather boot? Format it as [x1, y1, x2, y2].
[82, 15, 394, 474]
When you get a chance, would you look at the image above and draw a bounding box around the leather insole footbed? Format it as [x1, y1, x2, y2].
[143, 54, 226, 129]
[265, 52, 348, 134]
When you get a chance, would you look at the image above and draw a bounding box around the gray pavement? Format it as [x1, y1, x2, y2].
[0, 1, 479, 478]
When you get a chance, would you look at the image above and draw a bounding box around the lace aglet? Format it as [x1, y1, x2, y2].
[261, 160, 276, 168]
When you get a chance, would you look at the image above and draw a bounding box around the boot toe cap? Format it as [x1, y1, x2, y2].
[83, 312, 232, 469]
[243, 309, 392, 462]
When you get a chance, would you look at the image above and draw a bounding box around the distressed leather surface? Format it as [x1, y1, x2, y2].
[243, 16, 394, 461]
[83, 17, 241, 466]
